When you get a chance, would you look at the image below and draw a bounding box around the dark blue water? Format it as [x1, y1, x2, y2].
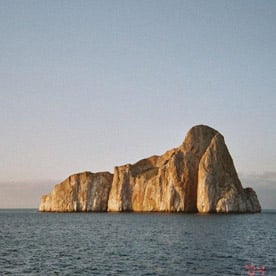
[0, 210, 275, 275]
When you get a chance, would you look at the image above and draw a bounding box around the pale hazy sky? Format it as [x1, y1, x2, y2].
[1, 1, 275, 208]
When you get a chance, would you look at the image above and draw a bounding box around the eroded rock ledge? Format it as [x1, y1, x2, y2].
[39, 125, 261, 213]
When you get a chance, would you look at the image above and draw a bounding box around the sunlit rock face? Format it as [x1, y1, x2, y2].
[39, 125, 261, 213]
[196, 131, 261, 213]
[39, 171, 113, 212]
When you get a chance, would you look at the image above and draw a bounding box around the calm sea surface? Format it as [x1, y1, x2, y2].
[0, 210, 275, 275]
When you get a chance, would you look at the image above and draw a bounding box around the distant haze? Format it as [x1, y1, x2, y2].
[0, 1, 275, 208]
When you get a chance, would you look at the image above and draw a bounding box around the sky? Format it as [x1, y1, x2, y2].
[0, 0, 275, 209]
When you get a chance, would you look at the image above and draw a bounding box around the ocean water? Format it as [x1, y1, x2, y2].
[0, 210, 275, 275]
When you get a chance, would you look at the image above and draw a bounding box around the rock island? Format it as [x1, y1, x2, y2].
[39, 125, 261, 213]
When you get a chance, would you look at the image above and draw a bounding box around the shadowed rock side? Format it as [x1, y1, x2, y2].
[39, 125, 261, 213]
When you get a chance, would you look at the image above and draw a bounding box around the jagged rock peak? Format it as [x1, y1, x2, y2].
[39, 125, 261, 213]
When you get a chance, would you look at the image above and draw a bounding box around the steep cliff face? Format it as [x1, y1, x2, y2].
[196, 133, 261, 213]
[39, 171, 113, 212]
[39, 125, 261, 213]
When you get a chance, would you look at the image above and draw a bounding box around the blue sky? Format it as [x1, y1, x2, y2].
[0, 0, 275, 208]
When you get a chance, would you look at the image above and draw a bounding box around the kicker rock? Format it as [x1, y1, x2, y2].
[39, 171, 113, 212]
[39, 125, 261, 213]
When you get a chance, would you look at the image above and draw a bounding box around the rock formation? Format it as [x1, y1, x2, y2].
[39, 125, 261, 213]
[39, 171, 113, 212]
